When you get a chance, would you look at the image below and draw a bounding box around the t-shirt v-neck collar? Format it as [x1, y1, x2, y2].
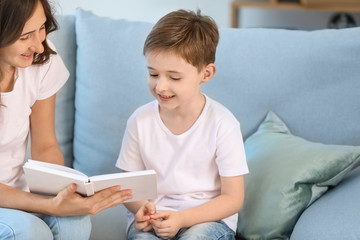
[154, 95, 209, 138]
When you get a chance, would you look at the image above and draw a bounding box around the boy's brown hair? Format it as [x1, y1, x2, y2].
[143, 9, 219, 72]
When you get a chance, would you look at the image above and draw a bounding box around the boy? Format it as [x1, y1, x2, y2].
[116, 9, 248, 240]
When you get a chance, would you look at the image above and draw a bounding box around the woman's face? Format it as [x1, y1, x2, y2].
[0, 1, 47, 71]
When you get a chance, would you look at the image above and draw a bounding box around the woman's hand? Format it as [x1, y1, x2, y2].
[51, 183, 132, 216]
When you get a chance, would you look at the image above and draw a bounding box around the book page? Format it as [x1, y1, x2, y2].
[90, 170, 157, 202]
[26, 160, 88, 177]
[23, 160, 90, 196]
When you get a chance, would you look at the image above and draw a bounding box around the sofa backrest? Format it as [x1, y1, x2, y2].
[50, 10, 360, 175]
[49, 15, 76, 167]
[205, 27, 360, 145]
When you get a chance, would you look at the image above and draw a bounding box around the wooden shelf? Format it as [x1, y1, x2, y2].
[231, 0, 360, 27]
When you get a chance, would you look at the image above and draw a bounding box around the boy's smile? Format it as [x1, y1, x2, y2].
[158, 93, 175, 101]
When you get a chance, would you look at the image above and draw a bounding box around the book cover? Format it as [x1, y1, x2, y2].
[23, 159, 157, 202]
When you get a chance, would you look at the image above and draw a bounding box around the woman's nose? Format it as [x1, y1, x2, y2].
[29, 33, 45, 54]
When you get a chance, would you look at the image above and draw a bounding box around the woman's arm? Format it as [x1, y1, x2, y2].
[0, 182, 132, 216]
[29, 94, 64, 165]
[0, 94, 133, 215]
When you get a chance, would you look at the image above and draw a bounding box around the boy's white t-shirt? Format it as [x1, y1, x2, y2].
[0, 42, 69, 191]
[116, 95, 249, 232]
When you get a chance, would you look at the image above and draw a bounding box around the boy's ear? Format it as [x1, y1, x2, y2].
[201, 63, 216, 83]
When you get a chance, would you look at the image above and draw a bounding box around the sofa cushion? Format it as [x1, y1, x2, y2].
[290, 166, 360, 240]
[48, 15, 77, 166]
[74, 9, 153, 175]
[237, 111, 360, 239]
[203, 27, 360, 146]
[73, 8, 360, 175]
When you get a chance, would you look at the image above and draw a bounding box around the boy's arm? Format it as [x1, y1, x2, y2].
[150, 175, 244, 237]
[180, 175, 244, 226]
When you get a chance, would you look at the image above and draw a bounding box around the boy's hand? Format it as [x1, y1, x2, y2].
[150, 211, 183, 239]
[134, 202, 156, 232]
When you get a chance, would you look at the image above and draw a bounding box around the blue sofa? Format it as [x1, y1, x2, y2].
[49, 9, 360, 240]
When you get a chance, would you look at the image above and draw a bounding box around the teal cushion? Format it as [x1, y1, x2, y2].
[237, 111, 360, 239]
[74, 9, 153, 175]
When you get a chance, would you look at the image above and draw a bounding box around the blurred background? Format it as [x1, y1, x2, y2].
[53, 0, 360, 30]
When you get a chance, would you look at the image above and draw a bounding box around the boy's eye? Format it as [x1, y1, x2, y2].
[170, 75, 181, 80]
[149, 74, 158, 78]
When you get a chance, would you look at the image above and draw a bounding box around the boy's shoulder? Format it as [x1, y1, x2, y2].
[206, 96, 236, 116]
[205, 95, 240, 125]
[128, 100, 157, 122]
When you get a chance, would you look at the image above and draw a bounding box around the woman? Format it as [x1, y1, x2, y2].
[0, 0, 132, 239]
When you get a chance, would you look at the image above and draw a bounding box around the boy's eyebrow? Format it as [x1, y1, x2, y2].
[20, 20, 46, 36]
[147, 66, 181, 74]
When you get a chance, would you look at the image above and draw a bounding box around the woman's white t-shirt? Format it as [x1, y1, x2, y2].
[116, 95, 249, 232]
[0, 44, 69, 191]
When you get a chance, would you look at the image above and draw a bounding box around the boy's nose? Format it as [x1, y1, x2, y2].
[156, 78, 168, 92]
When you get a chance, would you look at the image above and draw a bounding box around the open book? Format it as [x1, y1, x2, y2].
[23, 159, 157, 202]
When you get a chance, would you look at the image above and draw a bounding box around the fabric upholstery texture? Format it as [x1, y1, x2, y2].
[290, 166, 360, 240]
[74, 9, 153, 175]
[237, 111, 360, 239]
[203, 27, 360, 145]
[48, 15, 76, 166]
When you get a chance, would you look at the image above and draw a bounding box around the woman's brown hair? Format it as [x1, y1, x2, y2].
[0, 0, 58, 106]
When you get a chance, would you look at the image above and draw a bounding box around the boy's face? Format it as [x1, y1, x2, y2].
[146, 51, 210, 112]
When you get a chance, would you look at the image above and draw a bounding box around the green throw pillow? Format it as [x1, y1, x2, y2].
[237, 111, 360, 240]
